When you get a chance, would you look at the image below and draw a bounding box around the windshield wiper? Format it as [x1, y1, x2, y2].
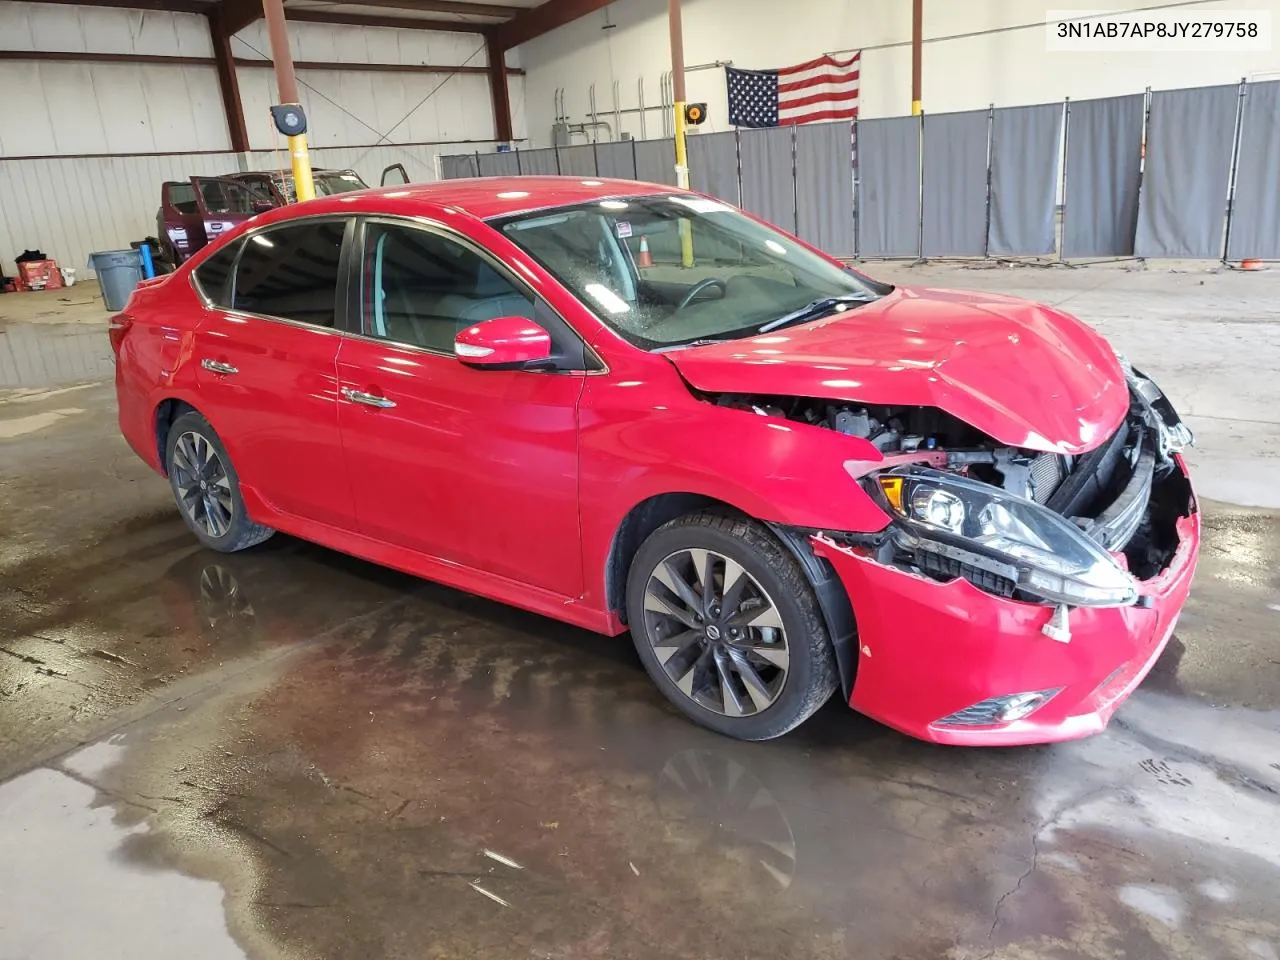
[653, 338, 727, 353]
[758, 296, 873, 333]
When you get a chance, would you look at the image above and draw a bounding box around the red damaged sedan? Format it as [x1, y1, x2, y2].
[111, 177, 1199, 745]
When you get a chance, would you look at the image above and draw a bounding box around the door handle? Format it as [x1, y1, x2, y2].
[342, 387, 396, 409]
[200, 358, 238, 375]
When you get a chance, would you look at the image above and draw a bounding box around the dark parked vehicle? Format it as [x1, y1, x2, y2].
[156, 169, 370, 266]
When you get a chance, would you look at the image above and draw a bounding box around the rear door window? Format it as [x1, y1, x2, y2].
[231, 220, 347, 327]
[193, 178, 258, 216]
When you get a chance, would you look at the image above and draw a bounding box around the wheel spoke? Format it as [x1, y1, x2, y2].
[720, 557, 748, 616]
[713, 648, 746, 717]
[727, 599, 784, 630]
[173, 447, 196, 478]
[673, 651, 700, 698]
[728, 648, 775, 712]
[654, 557, 705, 617]
[207, 493, 232, 535]
[746, 644, 789, 669]
[688, 548, 714, 608]
[653, 629, 702, 665]
[644, 584, 701, 630]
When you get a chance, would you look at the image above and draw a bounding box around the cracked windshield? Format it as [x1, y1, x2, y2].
[499, 196, 883, 347]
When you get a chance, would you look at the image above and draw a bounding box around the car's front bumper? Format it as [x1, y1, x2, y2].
[811, 457, 1200, 746]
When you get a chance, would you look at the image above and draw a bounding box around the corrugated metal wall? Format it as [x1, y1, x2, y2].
[230, 20, 499, 150]
[0, 142, 506, 276]
[0, 6, 521, 157]
[0, 4, 529, 278]
[0, 5, 228, 155]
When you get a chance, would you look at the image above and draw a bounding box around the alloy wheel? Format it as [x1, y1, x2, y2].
[642, 548, 790, 717]
[172, 431, 234, 539]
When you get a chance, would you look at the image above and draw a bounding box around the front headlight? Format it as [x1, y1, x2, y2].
[877, 469, 1138, 607]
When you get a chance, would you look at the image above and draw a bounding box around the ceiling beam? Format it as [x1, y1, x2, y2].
[234, 56, 519, 73]
[0, 48, 522, 74]
[486, 31, 512, 141]
[208, 14, 249, 151]
[21, 0, 211, 13]
[0, 49, 211, 65]
[284, 8, 490, 33]
[291, 0, 523, 18]
[209, 0, 263, 36]
[495, 0, 612, 50]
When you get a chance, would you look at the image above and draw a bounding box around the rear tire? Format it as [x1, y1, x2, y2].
[165, 411, 274, 553]
[625, 512, 837, 740]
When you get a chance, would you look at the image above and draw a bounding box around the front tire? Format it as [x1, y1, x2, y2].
[165, 411, 274, 553]
[625, 512, 837, 740]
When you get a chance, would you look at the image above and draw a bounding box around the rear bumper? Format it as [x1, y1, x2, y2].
[812, 466, 1200, 747]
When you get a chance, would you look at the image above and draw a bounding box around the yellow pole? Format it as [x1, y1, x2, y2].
[287, 130, 315, 202]
[263, 0, 315, 203]
[673, 101, 694, 267]
[668, 0, 693, 267]
[911, 0, 923, 115]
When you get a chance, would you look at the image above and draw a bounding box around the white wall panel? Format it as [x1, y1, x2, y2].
[0, 63, 230, 156]
[0, 2, 212, 56]
[236, 65, 496, 149]
[231, 20, 486, 68]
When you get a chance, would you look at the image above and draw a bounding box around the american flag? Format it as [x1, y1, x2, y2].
[725, 52, 861, 128]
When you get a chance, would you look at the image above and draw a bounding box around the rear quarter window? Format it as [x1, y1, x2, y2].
[192, 241, 241, 307]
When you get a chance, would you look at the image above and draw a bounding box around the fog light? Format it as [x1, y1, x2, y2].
[934, 688, 1062, 727]
[995, 692, 1050, 723]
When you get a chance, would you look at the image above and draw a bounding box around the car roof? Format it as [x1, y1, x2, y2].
[340, 176, 676, 220]
[214, 176, 681, 236]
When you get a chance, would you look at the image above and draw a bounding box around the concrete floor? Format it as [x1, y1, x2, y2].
[1, 264, 1279, 960]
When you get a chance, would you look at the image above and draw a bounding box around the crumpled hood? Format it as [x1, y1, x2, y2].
[665, 286, 1129, 454]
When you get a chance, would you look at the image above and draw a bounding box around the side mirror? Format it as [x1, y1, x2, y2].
[252, 200, 274, 213]
[454, 316, 553, 369]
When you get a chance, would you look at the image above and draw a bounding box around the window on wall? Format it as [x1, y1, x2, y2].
[361, 222, 535, 352]
[231, 220, 347, 327]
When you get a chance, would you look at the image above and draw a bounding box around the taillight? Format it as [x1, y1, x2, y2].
[109, 313, 134, 354]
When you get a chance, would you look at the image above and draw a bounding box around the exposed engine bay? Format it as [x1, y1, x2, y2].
[710, 379, 1195, 600]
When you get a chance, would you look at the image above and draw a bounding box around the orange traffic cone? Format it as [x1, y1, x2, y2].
[637, 235, 653, 268]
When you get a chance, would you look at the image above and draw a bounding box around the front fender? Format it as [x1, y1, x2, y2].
[577, 366, 892, 615]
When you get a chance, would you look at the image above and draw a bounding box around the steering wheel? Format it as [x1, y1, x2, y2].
[675, 278, 728, 311]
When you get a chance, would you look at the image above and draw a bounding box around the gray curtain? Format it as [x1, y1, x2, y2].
[556, 144, 598, 177]
[1226, 81, 1280, 261]
[1062, 93, 1145, 258]
[739, 127, 795, 231]
[477, 151, 519, 177]
[856, 116, 921, 257]
[440, 155, 478, 179]
[635, 138, 677, 185]
[989, 103, 1063, 256]
[517, 148, 559, 175]
[795, 121, 854, 256]
[921, 110, 989, 256]
[687, 131, 740, 203]
[595, 141, 638, 180]
[1135, 84, 1239, 259]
